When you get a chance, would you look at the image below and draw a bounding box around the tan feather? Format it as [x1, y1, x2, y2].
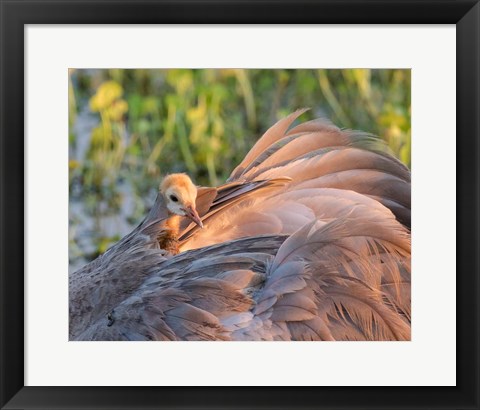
[229, 108, 309, 180]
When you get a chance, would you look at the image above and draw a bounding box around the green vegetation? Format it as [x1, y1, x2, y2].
[69, 69, 410, 268]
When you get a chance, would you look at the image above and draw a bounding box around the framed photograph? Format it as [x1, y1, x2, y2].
[1, 1, 479, 409]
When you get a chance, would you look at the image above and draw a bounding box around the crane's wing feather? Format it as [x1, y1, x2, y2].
[229, 108, 310, 180]
[74, 210, 410, 341]
[224, 110, 410, 229]
[73, 235, 284, 341]
[179, 178, 291, 241]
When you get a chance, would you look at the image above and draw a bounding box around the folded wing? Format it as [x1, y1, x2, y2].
[74, 209, 410, 341]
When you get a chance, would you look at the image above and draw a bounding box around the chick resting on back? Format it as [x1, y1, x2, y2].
[158, 173, 200, 255]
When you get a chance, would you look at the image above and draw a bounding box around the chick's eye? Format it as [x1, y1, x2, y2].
[169, 195, 178, 202]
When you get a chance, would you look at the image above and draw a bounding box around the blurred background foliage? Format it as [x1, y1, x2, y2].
[69, 68, 411, 270]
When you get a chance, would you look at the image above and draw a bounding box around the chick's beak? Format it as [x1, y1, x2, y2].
[184, 205, 203, 228]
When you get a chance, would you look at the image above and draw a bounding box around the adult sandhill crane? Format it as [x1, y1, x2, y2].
[70, 109, 411, 341]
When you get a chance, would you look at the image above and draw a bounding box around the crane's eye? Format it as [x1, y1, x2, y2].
[169, 195, 178, 202]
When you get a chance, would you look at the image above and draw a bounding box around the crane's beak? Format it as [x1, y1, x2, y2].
[184, 205, 204, 228]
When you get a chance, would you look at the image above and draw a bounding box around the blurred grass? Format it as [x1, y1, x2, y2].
[68, 68, 410, 268]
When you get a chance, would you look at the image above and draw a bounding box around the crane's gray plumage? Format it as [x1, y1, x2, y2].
[70, 109, 411, 341]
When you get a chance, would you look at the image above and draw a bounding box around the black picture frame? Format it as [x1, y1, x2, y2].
[1, 1, 479, 409]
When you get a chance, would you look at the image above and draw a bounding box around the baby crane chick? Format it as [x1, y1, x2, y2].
[158, 173, 203, 255]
